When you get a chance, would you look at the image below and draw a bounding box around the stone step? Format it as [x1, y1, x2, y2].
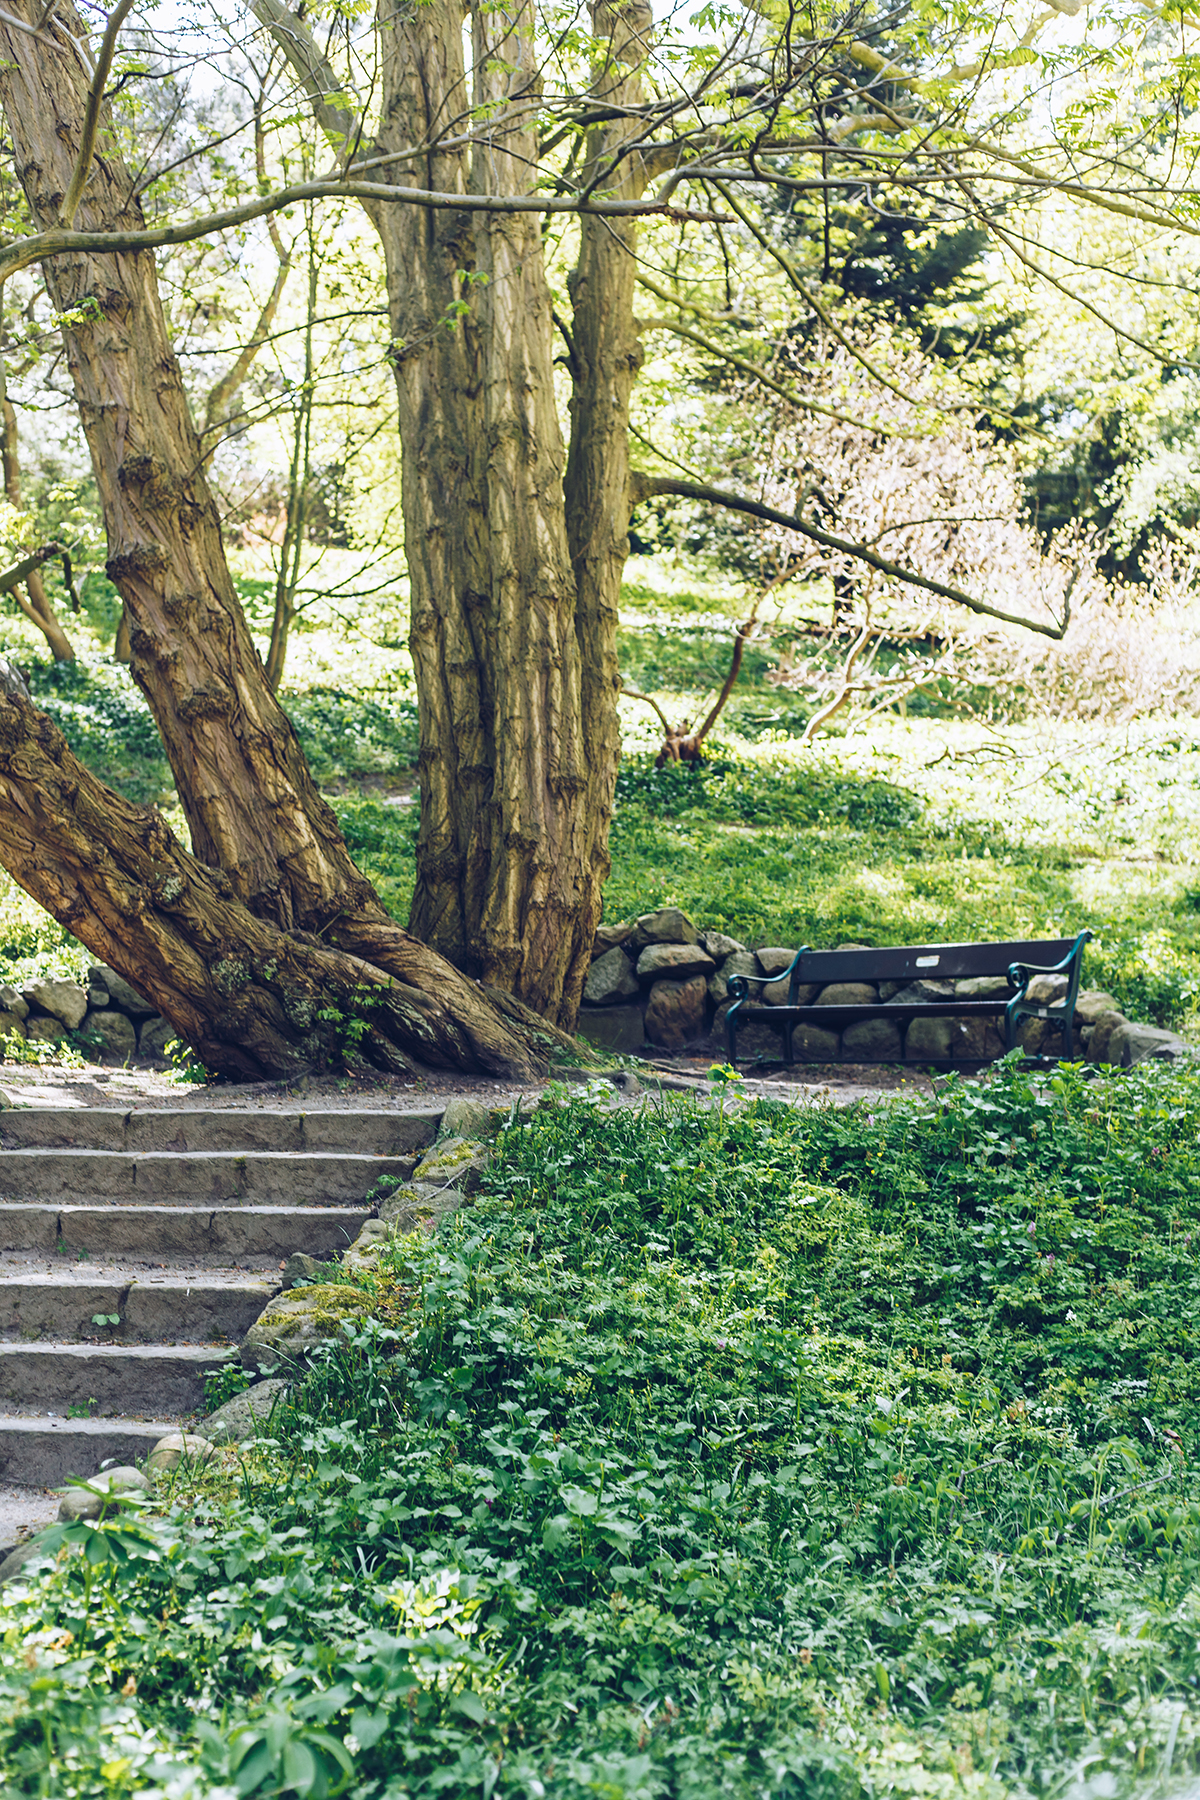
[0, 1414, 183, 1487]
[0, 1107, 442, 1155]
[0, 1273, 274, 1343]
[0, 1342, 232, 1414]
[0, 1204, 369, 1259]
[0, 1149, 404, 1203]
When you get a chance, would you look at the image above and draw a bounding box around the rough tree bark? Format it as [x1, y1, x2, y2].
[255, 0, 656, 1032]
[0, 675, 532, 1079]
[562, 2, 655, 934]
[374, 0, 601, 1027]
[0, 0, 538, 1079]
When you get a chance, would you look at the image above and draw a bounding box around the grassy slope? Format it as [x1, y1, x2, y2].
[4, 1067, 1200, 1797]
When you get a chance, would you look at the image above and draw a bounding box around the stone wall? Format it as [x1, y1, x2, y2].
[0, 967, 175, 1064]
[576, 908, 1192, 1067]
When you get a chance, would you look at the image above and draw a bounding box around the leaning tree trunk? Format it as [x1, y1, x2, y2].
[0, 0, 371, 934]
[375, 0, 613, 1029]
[0, 1, 538, 1078]
[0, 674, 535, 1079]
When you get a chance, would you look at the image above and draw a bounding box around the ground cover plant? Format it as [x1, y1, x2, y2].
[2, 568, 1196, 1042]
[3, 1063, 1200, 1797]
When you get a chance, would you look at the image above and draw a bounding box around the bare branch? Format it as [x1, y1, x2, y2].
[630, 474, 1070, 640]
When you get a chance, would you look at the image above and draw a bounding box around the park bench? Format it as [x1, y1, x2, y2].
[725, 930, 1092, 1068]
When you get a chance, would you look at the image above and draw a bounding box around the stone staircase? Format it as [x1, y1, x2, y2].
[0, 1105, 442, 1485]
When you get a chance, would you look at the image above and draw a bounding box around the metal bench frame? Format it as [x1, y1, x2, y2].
[725, 929, 1093, 1068]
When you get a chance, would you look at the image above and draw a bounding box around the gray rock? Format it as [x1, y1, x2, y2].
[438, 1096, 498, 1141]
[906, 1016, 955, 1061]
[1018, 1017, 1051, 1056]
[606, 1070, 643, 1100]
[89, 966, 157, 1017]
[240, 1284, 375, 1373]
[576, 1005, 645, 1054]
[138, 1015, 177, 1060]
[715, 1001, 791, 1061]
[763, 978, 817, 1007]
[1073, 989, 1121, 1027]
[0, 985, 28, 1021]
[636, 942, 714, 982]
[344, 1215, 395, 1255]
[644, 974, 707, 1049]
[953, 1018, 1006, 1061]
[583, 946, 639, 1005]
[1110, 1021, 1192, 1067]
[25, 979, 87, 1031]
[25, 1016, 66, 1043]
[0, 1534, 56, 1584]
[146, 1434, 216, 1480]
[700, 930, 746, 960]
[1026, 973, 1069, 1005]
[708, 950, 758, 1007]
[86, 983, 109, 1009]
[201, 1378, 291, 1444]
[886, 980, 955, 1005]
[281, 1252, 324, 1289]
[756, 947, 797, 976]
[792, 1023, 840, 1063]
[0, 1011, 26, 1042]
[815, 982, 878, 1007]
[86, 1009, 137, 1060]
[377, 1181, 465, 1231]
[842, 1018, 903, 1060]
[1087, 1011, 1126, 1064]
[954, 976, 1012, 1001]
[413, 1136, 490, 1194]
[631, 907, 699, 950]
[592, 922, 634, 958]
[59, 1466, 150, 1520]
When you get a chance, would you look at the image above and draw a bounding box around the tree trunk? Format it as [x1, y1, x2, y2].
[0, 1, 376, 936]
[563, 3, 655, 933]
[0, 679, 536, 1080]
[0, 1, 539, 1079]
[375, 0, 614, 1028]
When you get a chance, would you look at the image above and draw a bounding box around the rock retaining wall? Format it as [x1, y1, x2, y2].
[576, 908, 1192, 1067]
[0, 966, 174, 1064]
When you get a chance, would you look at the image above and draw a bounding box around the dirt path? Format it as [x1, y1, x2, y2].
[0, 1053, 940, 1115]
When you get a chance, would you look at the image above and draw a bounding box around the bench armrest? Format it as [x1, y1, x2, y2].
[727, 946, 810, 1007]
[1006, 929, 1093, 998]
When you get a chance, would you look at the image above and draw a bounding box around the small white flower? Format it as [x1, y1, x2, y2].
[1065, 1309, 1077, 1322]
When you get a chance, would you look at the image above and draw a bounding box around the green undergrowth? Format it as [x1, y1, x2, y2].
[5, 1064, 1200, 1797]
[606, 735, 1200, 1031]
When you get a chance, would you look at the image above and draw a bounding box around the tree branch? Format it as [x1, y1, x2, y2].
[629, 475, 1070, 640]
[0, 178, 725, 285]
[0, 541, 63, 596]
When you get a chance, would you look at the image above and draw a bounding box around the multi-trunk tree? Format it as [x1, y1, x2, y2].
[0, 0, 1190, 1077]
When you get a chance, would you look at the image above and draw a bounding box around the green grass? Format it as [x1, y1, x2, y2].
[6, 1066, 1200, 1796]
[3, 561, 1198, 1037]
[605, 728, 1200, 1031]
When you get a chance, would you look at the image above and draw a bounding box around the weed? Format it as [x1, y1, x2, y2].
[202, 1363, 251, 1412]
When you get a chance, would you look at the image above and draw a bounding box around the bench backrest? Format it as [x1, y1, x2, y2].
[795, 938, 1079, 985]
